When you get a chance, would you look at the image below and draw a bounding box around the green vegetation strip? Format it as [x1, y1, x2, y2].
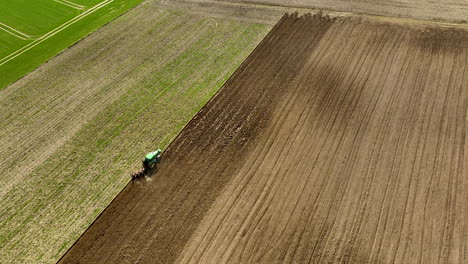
[0, 0, 145, 89]
[0, 6, 270, 264]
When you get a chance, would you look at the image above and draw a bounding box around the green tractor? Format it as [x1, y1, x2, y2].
[131, 149, 162, 180]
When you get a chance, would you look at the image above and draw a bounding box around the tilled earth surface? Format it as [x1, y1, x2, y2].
[60, 13, 467, 264]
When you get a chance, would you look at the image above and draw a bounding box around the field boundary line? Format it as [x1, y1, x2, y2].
[0, 22, 34, 40]
[52, 0, 86, 10]
[0, 0, 113, 66]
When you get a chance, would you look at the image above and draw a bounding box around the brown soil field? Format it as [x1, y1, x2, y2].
[60, 13, 468, 263]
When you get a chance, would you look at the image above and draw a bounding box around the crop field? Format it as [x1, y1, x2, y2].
[60, 13, 467, 264]
[0, 4, 270, 264]
[0, 0, 146, 89]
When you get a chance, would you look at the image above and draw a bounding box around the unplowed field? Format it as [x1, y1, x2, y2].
[61, 13, 468, 263]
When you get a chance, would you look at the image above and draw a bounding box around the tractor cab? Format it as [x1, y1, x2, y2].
[142, 149, 162, 170]
[131, 149, 163, 180]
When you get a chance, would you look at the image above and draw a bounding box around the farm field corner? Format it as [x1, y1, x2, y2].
[60, 13, 468, 263]
[0, 0, 146, 90]
[0, 5, 270, 264]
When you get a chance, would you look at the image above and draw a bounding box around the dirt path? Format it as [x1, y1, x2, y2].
[214, 0, 468, 23]
[60, 13, 467, 263]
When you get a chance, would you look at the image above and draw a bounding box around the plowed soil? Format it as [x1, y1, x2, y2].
[60, 13, 468, 263]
